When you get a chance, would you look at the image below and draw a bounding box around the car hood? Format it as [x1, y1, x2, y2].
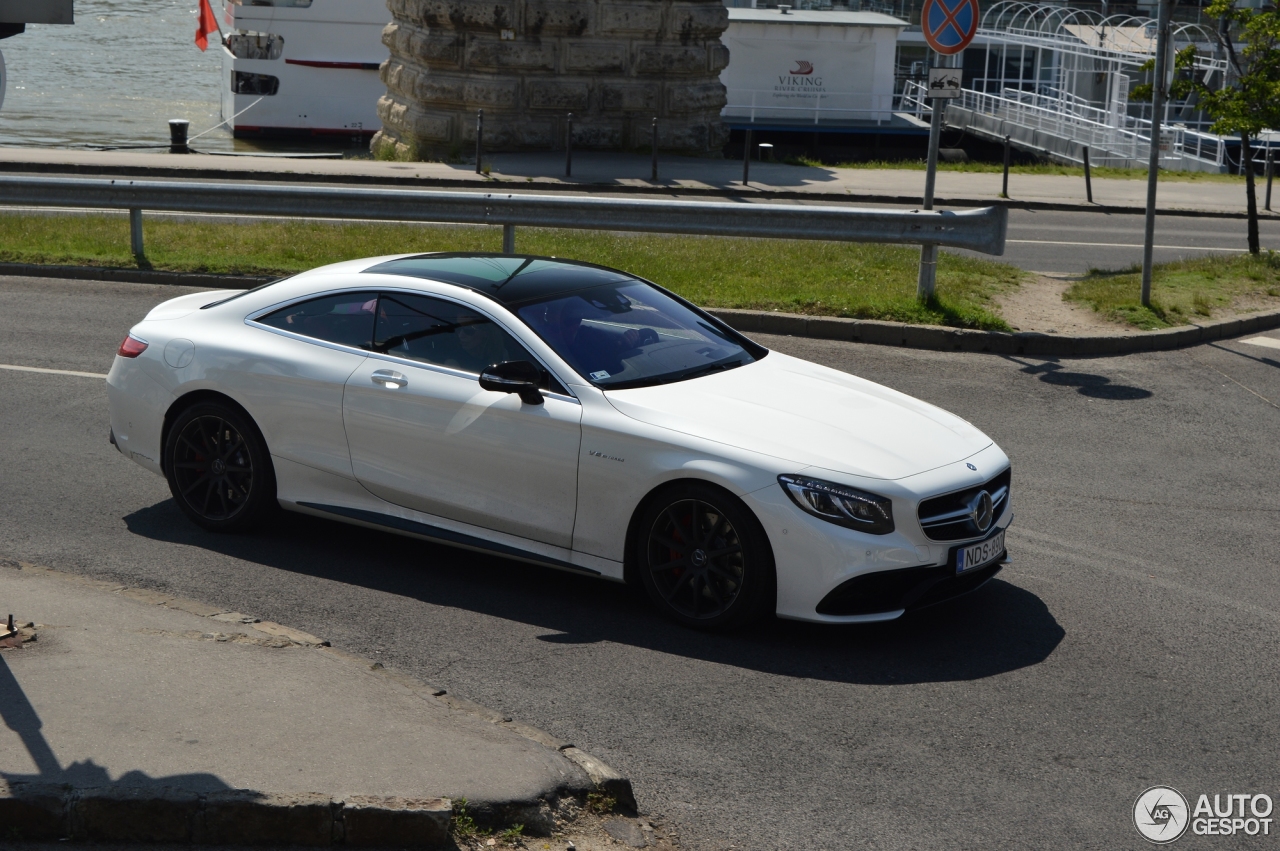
[604, 352, 992, 480]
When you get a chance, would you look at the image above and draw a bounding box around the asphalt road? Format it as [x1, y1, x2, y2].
[970, 208, 1280, 274]
[3, 275, 1279, 849]
[772, 198, 1280, 274]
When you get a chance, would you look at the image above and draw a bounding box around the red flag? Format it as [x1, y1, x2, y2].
[195, 0, 220, 51]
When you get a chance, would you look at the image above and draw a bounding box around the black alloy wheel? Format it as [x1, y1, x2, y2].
[636, 483, 775, 630]
[164, 402, 276, 532]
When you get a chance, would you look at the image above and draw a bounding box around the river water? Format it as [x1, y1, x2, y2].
[0, 0, 366, 154]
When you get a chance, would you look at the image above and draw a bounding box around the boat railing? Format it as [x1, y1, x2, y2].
[722, 91, 905, 126]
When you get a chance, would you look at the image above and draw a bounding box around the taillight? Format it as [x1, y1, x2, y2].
[117, 334, 148, 358]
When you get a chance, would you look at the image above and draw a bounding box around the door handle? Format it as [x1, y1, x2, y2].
[371, 369, 408, 389]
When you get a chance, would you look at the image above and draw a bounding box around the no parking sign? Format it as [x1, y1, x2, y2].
[921, 0, 978, 55]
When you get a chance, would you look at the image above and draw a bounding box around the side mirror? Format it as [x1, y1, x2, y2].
[479, 360, 544, 405]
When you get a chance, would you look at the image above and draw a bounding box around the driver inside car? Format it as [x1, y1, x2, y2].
[450, 320, 514, 374]
[553, 297, 644, 377]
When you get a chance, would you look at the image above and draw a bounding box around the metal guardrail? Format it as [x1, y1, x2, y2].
[0, 174, 1008, 258]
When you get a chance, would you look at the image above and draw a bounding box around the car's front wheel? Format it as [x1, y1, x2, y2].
[164, 401, 276, 533]
[635, 483, 775, 630]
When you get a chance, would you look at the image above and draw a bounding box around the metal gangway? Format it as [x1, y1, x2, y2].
[933, 1, 1235, 171]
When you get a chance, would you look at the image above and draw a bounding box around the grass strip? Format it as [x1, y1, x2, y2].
[0, 212, 1023, 330]
[787, 157, 1247, 183]
[1066, 253, 1280, 330]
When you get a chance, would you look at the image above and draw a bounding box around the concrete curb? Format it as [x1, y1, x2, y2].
[0, 158, 1268, 220]
[0, 559, 636, 845]
[0, 261, 272, 290]
[0, 782, 451, 845]
[707, 306, 1280, 357]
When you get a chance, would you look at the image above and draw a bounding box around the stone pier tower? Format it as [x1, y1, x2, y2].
[371, 0, 730, 159]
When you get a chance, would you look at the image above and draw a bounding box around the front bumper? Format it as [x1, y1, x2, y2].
[814, 557, 1006, 617]
[744, 445, 1012, 623]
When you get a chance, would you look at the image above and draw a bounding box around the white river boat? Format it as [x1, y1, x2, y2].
[219, 0, 389, 138]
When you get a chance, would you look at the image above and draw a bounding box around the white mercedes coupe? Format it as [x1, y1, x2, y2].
[108, 253, 1011, 629]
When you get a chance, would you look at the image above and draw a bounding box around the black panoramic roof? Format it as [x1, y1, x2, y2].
[362, 253, 636, 306]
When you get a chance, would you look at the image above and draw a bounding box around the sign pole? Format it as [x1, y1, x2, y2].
[916, 0, 976, 302]
[916, 54, 946, 302]
[921, 60, 945, 213]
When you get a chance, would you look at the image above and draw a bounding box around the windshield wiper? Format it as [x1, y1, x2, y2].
[598, 357, 746, 391]
[674, 358, 745, 383]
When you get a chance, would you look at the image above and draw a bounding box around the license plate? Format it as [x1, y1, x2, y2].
[953, 529, 1005, 574]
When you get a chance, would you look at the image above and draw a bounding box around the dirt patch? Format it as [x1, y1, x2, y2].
[996, 275, 1133, 335]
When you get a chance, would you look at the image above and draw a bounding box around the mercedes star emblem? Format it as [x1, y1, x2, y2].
[968, 490, 994, 531]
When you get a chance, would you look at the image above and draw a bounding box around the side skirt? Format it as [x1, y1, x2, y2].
[295, 502, 602, 577]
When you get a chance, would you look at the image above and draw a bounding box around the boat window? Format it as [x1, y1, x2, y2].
[515, 282, 765, 390]
[232, 72, 280, 96]
[227, 32, 284, 60]
[227, 0, 313, 7]
[258, 292, 378, 350]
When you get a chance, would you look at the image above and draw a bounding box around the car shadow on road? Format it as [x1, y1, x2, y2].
[125, 502, 1065, 687]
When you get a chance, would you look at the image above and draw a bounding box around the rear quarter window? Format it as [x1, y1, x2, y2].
[257, 292, 379, 350]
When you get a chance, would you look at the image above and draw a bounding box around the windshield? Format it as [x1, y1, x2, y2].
[515, 282, 763, 390]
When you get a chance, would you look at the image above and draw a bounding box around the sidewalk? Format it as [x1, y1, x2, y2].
[0, 147, 1268, 216]
[0, 560, 637, 845]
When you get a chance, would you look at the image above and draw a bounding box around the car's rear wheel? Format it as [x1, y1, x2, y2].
[164, 401, 276, 533]
[635, 483, 775, 630]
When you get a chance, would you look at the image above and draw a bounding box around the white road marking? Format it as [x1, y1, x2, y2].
[0, 363, 107, 379]
[1006, 239, 1259, 252]
[1241, 336, 1280, 350]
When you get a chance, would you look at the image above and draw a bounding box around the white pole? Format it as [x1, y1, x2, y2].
[1141, 0, 1171, 308]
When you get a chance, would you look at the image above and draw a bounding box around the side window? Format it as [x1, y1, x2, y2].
[373, 293, 568, 393]
[258, 292, 378, 350]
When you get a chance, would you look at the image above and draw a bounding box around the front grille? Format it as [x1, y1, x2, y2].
[916, 467, 1011, 542]
[815, 561, 1004, 616]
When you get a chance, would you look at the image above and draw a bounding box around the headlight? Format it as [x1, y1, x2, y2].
[778, 475, 895, 535]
